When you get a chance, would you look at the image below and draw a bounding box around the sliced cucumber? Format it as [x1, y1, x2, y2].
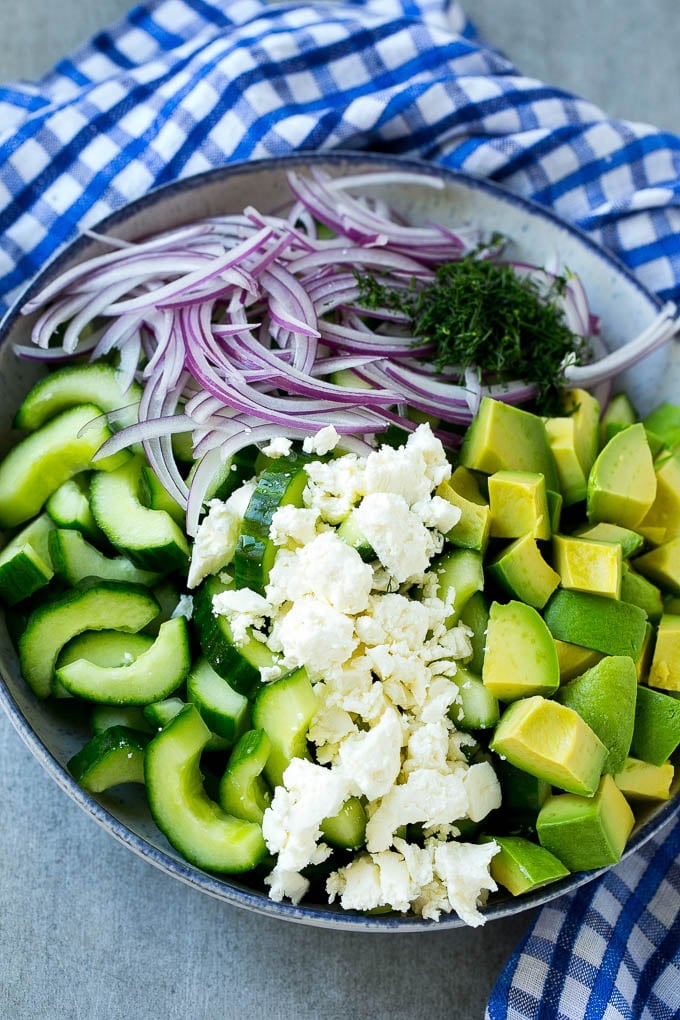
[14, 363, 142, 431]
[252, 667, 317, 788]
[140, 465, 186, 527]
[143, 696, 230, 752]
[0, 513, 56, 605]
[55, 617, 190, 705]
[0, 404, 129, 529]
[433, 547, 485, 625]
[218, 728, 272, 823]
[234, 454, 310, 593]
[90, 703, 152, 735]
[45, 475, 101, 542]
[192, 576, 276, 699]
[48, 528, 164, 587]
[449, 668, 500, 731]
[321, 796, 366, 850]
[89, 455, 189, 573]
[68, 725, 150, 792]
[18, 580, 160, 698]
[336, 510, 375, 562]
[187, 656, 250, 745]
[145, 704, 267, 873]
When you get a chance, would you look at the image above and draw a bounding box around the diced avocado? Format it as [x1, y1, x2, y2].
[562, 388, 601, 477]
[554, 639, 603, 682]
[599, 392, 637, 446]
[632, 537, 680, 596]
[536, 774, 635, 871]
[458, 397, 559, 493]
[487, 533, 560, 610]
[634, 622, 655, 682]
[433, 548, 484, 625]
[629, 684, 680, 766]
[643, 401, 680, 452]
[449, 466, 488, 505]
[543, 589, 648, 659]
[620, 565, 664, 623]
[490, 695, 607, 796]
[636, 453, 680, 543]
[546, 489, 563, 533]
[552, 534, 621, 599]
[458, 591, 489, 675]
[613, 756, 674, 801]
[435, 479, 490, 553]
[488, 471, 551, 540]
[486, 835, 570, 896]
[647, 614, 680, 692]
[587, 423, 657, 529]
[493, 756, 551, 815]
[554, 656, 638, 774]
[482, 601, 560, 701]
[544, 415, 588, 505]
[573, 521, 645, 558]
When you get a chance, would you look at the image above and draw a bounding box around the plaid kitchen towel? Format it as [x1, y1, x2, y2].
[0, 2, 678, 1017]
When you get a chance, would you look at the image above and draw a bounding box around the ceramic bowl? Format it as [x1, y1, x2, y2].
[0, 152, 677, 931]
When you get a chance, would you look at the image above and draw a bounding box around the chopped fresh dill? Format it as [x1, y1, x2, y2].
[357, 255, 591, 416]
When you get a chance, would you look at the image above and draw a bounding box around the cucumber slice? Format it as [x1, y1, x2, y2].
[0, 404, 129, 529]
[0, 513, 56, 605]
[336, 511, 375, 562]
[55, 617, 190, 705]
[143, 696, 230, 752]
[145, 704, 267, 873]
[433, 547, 484, 625]
[252, 667, 317, 788]
[234, 454, 310, 593]
[91, 704, 152, 735]
[14, 363, 142, 431]
[192, 576, 277, 699]
[68, 725, 150, 792]
[18, 580, 160, 698]
[140, 465, 186, 527]
[187, 656, 250, 745]
[89, 455, 189, 573]
[321, 797, 366, 850]
[48, 528, 164, 587]
[449, 668, 500, 731]
[45, 475, 101, 542]
[218, 728, 272, 823]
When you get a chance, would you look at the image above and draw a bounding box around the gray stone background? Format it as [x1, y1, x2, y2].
[0, 2, 678, 1018]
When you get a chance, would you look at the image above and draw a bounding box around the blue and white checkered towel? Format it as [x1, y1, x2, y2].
[0, 2, 678, 1015]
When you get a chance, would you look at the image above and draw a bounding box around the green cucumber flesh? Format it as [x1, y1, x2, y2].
[144, 704, 266, 873]
[0, 513, 55, 605]
[14, 363, 142, 431]
[48, 527, 164, 587]
[252, 667, 317, 788]
[68, 725, 150, 792]
[218, 728, 272, 823]
[187, 656, 250, 744]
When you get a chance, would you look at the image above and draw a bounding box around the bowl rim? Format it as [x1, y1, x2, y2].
[0, 150, 677, 932]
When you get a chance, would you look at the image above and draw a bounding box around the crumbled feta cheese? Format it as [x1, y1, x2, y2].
[212, 587, 272, 647]
[267, 531, 373, 614]
[187, 500, 241, 589]
[337, 707, 403, 800]
[303, 454, 364, 523]
[261, 436, 293, 459]
[269, 505, 320, 547]
[352, 493, 433, 583]
[462, 761, 502, 823]
[365, 768, 470, 852]
[432, 841, 500, 928]
[302, 424, 340, 455]
[270, 597, 358, 675]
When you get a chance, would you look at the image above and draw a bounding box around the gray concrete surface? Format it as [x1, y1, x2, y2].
[0, 3, 678, 1019]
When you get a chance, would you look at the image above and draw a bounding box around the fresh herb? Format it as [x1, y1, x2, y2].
[357, 255, 591, 416]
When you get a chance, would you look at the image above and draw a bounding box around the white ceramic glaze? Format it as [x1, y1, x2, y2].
[0, 153, 677, 931]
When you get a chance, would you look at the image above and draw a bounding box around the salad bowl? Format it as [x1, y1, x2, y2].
[0, 152, 677, 931]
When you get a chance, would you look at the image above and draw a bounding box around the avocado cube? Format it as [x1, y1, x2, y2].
[493, 756, 551, 815]
[637, 453, 680, 543]
[648, 614, 680, 691]
[458, 397, 559, 493]
[629, 684, 680, 766]
[620, 565, 664, 623]
[554, 656, 638, 774]
[634, 622, 655, 682]
[643, 401, 680, 452]
[573, 521, 645, 558]
[587, 423, 657, 529]
[488, 471, 551, 540]
[554, 639, 604, 682]
[490, 695, 607, 796]
[488, 835, 570, 896]
[487, 533, 560, 609]
[613, 756, 674, 801]
[482, 601, 560, 701]
[552, 533, 622, 599]
[543, 589, 648, 659]
[544, 416, 588, 506]
[435, 479, 490, 553]
[536, 774, 635, 872]
[562, 388, 601, 476]
[633, 537, 680, 596]
[599, 392, 637, 445]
